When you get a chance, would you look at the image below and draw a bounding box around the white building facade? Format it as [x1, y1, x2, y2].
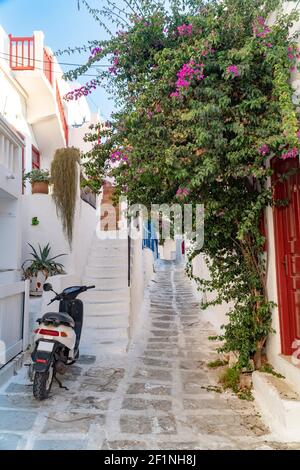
[0, 26, 98, 369]
[0, 25, 155, 372]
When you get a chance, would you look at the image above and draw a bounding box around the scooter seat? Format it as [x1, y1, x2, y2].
[39, 312, 75, 328]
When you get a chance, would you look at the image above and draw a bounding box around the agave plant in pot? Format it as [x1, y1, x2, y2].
[22, 243, 66, 296]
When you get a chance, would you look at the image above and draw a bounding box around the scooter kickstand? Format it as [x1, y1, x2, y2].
[54, 374, 69, 391]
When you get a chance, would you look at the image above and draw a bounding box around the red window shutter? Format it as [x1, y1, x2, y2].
[32, 145, 40, 169]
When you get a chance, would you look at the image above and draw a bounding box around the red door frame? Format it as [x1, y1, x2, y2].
[272, 156, 300, 355]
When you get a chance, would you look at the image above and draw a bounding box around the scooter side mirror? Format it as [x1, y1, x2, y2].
[43, 283, 53, 292]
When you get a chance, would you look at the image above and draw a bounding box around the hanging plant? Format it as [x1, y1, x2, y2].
[51, 147, 80, 246]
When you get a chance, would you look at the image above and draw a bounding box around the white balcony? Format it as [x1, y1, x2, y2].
[7, 31, 68, 149]
[0, 115, 23, 199]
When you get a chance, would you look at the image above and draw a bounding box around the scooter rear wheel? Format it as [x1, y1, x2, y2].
[33, 365, 54, 400]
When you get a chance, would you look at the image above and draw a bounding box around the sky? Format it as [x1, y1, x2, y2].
[0, 0, 120, 119]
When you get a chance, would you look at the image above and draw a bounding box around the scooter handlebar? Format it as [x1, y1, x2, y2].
[46, 286, 95, 304]
[47, 295, 60, 306]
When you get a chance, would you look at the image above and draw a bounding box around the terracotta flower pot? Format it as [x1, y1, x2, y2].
[30, 271, 48, 296]
[32, 181, 49, 194]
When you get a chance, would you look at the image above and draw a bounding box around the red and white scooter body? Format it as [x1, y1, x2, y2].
[34, 322, 76, 358]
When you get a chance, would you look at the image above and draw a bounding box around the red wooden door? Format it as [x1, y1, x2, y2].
[272, 157, 300, 355]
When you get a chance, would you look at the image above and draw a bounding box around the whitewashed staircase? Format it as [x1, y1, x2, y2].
[80, 234, 130, 355]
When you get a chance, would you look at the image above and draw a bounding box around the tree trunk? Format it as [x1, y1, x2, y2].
[253, 349, 262, 370]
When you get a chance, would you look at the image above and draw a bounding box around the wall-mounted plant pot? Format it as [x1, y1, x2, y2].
[32, 181, 49, 194]
[30, 271, 48, 296]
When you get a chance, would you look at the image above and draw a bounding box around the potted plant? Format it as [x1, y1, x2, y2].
[23, 169, 50, 194]
[22, 243, 66, 296]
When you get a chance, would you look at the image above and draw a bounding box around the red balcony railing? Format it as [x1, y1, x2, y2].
[9, 35, 35, 70]
[56, 82, 69, 146]
[43, 48, 53, 86]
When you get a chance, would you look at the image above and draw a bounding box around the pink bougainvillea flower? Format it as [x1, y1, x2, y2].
[63, 79, 99, 101]
[176, 187, 190, 199]
[91, 47, 102, 56]
[108, 56, 120, 75]
[297, 130, 300, 139]
[176, 61, 205, 88]
[257, 16, 266, 26]
[258, 144, 270, 156]
[170, 61, 204, 97]
[281, 147, 298, 160]
[155, 104, 162, 113]
[226, 65, 240, 78]
[110, 150, 122, 161]
[88, 47, 103, 61]
[110, 149, 129, 163]
[109, 66, 118, 75]
[287, 45, 300, 63]
[147, 111, 153, 119]
[253, 17, 271, 38]
[177, 23, 193, 37]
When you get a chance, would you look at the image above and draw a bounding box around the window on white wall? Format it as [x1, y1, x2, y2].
[32, 145, 40, 169]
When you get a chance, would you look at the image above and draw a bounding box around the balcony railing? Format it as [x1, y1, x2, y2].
[9, 36, 53, 87]
[9, 35, 35, 70]
[56, 82, 69, 146]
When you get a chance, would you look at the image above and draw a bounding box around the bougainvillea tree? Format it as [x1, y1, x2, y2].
[62, 0, 300, 369]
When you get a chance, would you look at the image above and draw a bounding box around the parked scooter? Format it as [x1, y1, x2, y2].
[31, 283, 95, 400]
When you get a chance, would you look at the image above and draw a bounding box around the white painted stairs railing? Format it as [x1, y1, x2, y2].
[80, 235, 130, 355]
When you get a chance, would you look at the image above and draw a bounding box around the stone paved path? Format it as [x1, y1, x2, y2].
[0, 261, 297, 450]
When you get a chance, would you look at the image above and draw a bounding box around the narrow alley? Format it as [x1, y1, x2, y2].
[0, 261, 292, 450]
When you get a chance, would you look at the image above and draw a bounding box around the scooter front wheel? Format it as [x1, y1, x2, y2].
[33, 365, 54, 400]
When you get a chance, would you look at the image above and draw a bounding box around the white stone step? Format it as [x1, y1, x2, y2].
[84, 314, 129, 328]
[253, 371, 300, 441]
[92, 238, 128, 248]
[85, 265, 127, 278]
[90, 244, 128, 256]
[84, 301, 130, 315]
[88, 256, 125, 267]
[82, 276, 128, 289]
[79, 288, 130, 303]
[89, 250, 127, 261]
[81, 326, 128, 341]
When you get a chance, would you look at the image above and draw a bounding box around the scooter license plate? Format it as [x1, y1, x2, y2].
[37, 341, 54, 352]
